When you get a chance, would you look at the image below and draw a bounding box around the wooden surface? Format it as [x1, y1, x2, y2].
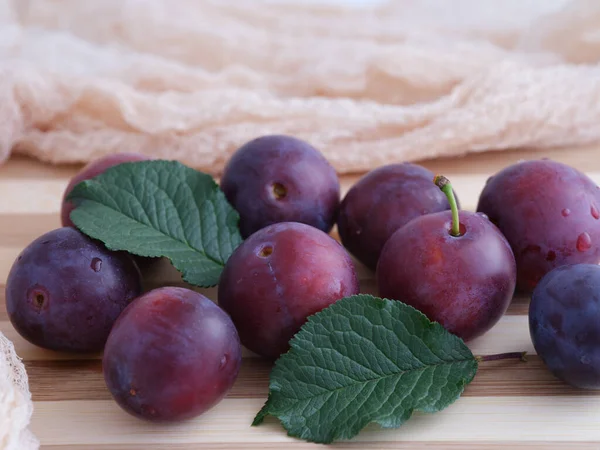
[2, 145, 600, 450]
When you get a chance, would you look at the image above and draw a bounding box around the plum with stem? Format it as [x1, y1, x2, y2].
[377, 175, 516, 341]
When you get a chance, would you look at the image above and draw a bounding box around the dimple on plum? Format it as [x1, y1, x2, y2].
[337, 163, 457, 270]
[477, 159, 600, 293]
[219, 135, 340, 238]
[5, 227, 142, 352]
[217, 221, 360, 358]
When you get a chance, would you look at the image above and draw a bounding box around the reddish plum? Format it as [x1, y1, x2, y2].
[217, 222, 360, 358]
[61, 152, 149, 227]
[103, 287, 242, 422]
[337, 163, 456, 270]
[477, 159, 600, 293]
[5, 227, 142, 352]
[220, 135, 340, 238]
[377, 177, 516, 341]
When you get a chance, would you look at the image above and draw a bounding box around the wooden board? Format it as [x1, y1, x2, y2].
[2, 145, 600, 450]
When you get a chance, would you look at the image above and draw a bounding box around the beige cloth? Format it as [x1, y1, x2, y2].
[0, 0, 599, 176]
[0, 332, 38, 450]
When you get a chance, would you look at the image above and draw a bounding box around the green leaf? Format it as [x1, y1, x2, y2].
[67, 160, 242, 287]
[253, 294, 478, 444]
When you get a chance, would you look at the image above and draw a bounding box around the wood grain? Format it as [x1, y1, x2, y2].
[2, 150, 600, 448]
[40, 444, 600, 450]
[22, 356, 598, 403]
[0, 310, 539, 363]
[28, 397, 600, 445]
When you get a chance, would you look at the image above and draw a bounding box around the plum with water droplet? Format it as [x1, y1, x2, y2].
[529, 263, 600, 389]
[5, 227, 142, 352]
[217, 222, 360, 358]
[220, 135, 340, 238]
[337, 163, 457, 270]
[477, 159, 600, 293]
[103, 287, 242, 421]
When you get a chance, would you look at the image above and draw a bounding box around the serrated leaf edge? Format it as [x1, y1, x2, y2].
[260, 359, 477, 444]
[67, 159, 242, 288]
[253, 294, 479, 444]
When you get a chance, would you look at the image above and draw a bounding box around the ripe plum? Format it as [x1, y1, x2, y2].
[377, 176, 516, 341]
[103, 287, 242, 421]
[5, 227, 142, 352]
[477, 159, 600, 292]
[217, 221, 360, 358]
[220, 135, 340, 238]
[529, 263, 600, 389]
[337, 163, 456, 270]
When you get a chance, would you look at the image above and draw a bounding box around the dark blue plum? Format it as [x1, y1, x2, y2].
[218, 222, 360, 358]
[220, 135, 340, 238]
[529, 263, 600, 389]
[5, 227, 142, 352]
[337, 163, 456, 270]
[103, 287, 242, 422]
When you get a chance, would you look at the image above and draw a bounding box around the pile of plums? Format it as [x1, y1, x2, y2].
[5, 135, 600, 425]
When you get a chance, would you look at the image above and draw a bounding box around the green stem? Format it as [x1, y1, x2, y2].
[475, 352, 527, 363]
[434, 175, 461, 236]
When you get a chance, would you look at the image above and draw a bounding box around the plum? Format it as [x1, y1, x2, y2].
[477, 159, 600, 293]
[377, 176, 516, 341]
[337, 163, 456, 270]
[61, 152, 149, 227]
[5, 227, 142, 352]
[529, 264, 600, 389]
[217, 221, 360, 358]
[220, 135, 340, 238]
[103, 287, 242, 421]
